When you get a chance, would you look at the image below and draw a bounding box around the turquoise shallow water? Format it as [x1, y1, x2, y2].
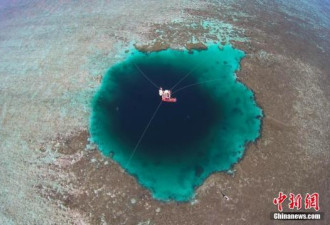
[90, 44, 262, 201]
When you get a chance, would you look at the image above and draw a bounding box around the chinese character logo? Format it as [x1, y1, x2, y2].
[273, 192, 320, 211]
[273, 192, 287, 212]
[288, 193, 302, 210]
[305, 193, 320, 211]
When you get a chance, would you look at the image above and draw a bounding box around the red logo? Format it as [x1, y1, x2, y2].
[273, 192, 320, 211]
[273, 192, 287, 212]
[288, 193, 302, 210]
[305, 193, 320, 211]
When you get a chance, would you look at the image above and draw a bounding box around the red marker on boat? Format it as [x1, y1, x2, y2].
[159, 87, 177, 103]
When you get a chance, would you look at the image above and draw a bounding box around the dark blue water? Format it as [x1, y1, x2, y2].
[90, 44, 262, 201]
